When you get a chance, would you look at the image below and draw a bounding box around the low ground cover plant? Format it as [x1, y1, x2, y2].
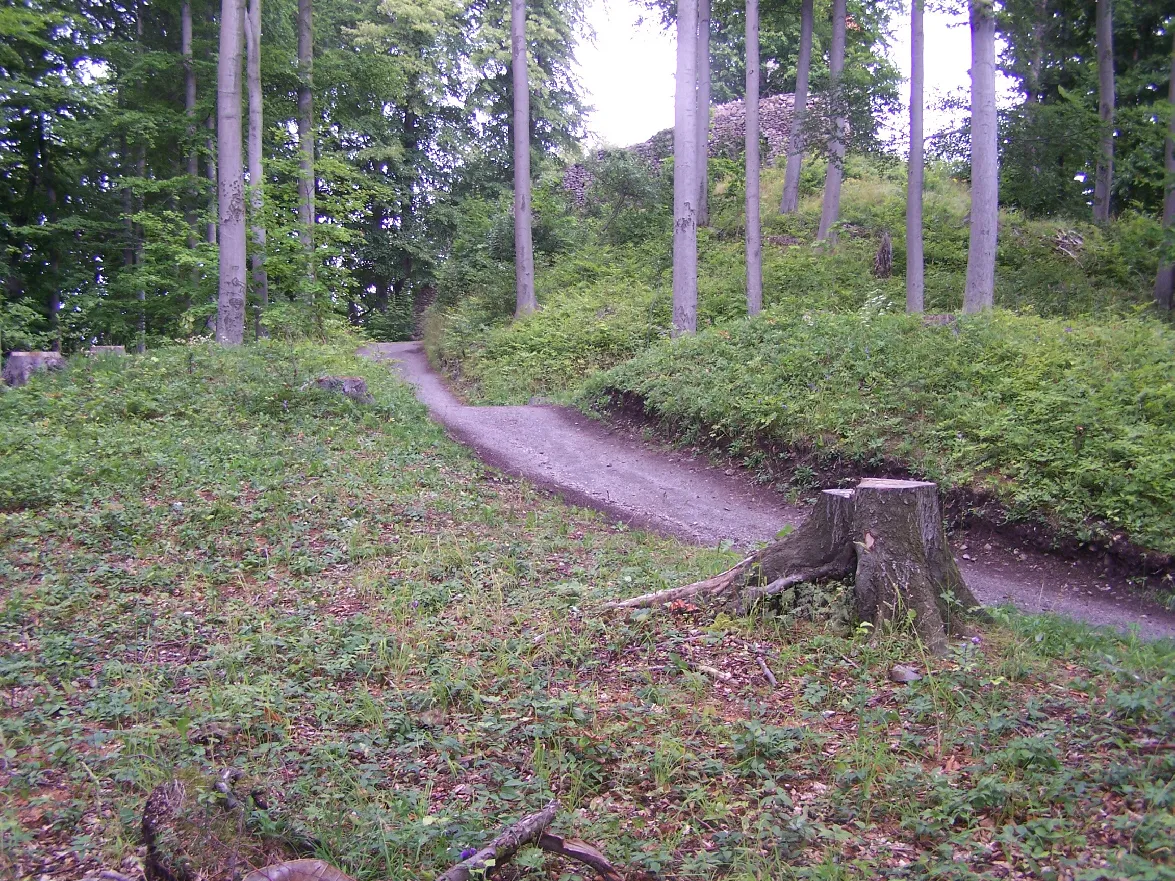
[426, 161, 1175, 562]
[1, 342, 1173, 881]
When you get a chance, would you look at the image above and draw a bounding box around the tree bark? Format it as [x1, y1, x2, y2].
[181, 1, 201, 313]
[696, 0, 711, 227]
[512, 0, 536, 317]
[183, 2, 198, 247]
[672, 0, 699, 336]
[906, 0, 925, 313]
[816, 0, 847, 243]
[297, 0, 315, 287]
[136, 147, 146, 354]
[1092, 0, 1114, 224]
[745, 0, 762, 316]
[779, 0, 813, 214]
[245, 0, 268, 331]
[963, 0, 998, 314]
[1029, 0, 1046, 103]
[607, 480, 982, 656]
[1156, 29, 1175, 311]
[216, 0, 247, 346]
[206, 115, 218, 245]
[120, 136, 137, 344]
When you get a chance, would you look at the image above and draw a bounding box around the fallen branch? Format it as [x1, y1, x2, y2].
[217, 791, 627, 881]
[438, 800, 559, 881]
[538, 832, 624, 881]
[756, 656, 778, 688]
[695, 664, 735, 684]
[603, 553, 757, 610]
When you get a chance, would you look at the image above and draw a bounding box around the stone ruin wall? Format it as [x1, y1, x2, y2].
[564, 93, 820, 205]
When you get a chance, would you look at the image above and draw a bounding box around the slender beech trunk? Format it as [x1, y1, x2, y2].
[121, 140, 137, 344]
[1092, 0, 1114, 224]
[39, 115, 61, 351]
[182, 1, 200, 313]
[47, 173, 60, 352]
[816, 0, 847, 242]
[206, 115, 217, 245]
[963, 0, 998, 313]
[136, 148, 146, 353]
[182, 2, 198, 248]
[297, 0, 315, 286]
[906, 0, 925, 313]
[672, 0, 699, 336]
[216, 0, 247, 345]
[245, 0, 267, 330]
[512, 0, 536, 316]
[745, 0, 762, 316]
[1155, 29, 1175, 311]
[780, 0, 813, 214]
[696, 0, 711, 227]
[1029, 0, 1046, 103]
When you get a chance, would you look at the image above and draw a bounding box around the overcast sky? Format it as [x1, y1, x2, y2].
[574, 0, 1018, 150]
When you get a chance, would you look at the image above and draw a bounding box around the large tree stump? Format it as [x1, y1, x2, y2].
[2, 351, 65, 387]
[606, 478, 983, 655]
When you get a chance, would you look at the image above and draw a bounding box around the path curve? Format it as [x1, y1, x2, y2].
[363, 342, 1175, 641]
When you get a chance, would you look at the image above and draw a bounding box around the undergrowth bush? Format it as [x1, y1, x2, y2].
[587, 310, 1175, 556]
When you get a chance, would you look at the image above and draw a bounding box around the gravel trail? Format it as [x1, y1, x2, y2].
[363, 341, 1175, 640]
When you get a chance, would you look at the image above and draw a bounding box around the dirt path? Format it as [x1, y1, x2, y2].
[363, 342, 1175, 641]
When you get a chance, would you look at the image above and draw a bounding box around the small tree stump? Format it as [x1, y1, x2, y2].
[2, 351, 65, 387]
[607, 478, 983, 655]
[309, 376, 374, 404]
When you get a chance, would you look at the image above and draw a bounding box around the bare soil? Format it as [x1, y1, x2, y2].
[362, 342, 1175, 640]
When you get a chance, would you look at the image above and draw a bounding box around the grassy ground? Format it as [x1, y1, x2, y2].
[1, 342, 1173, 881]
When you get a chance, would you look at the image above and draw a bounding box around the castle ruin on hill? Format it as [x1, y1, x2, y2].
[563, 93, 824, 204]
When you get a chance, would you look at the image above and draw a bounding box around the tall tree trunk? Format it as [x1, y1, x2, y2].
[963, 0, 998, 313]
[136, 148, 146, 354]
[745, 0, 762, 316]
[1155, 29, 1175, 312]
[216, 0, 247, 346]
[183, 2, 198, 236]
[906, 0, 925, 313]
[46, 170, 60, 352]
[696, 0, 711, 227]
[672, 0, 699, 336]
[120, 135, 136, 345]
[1029, 0, 1046, 103]
[182, 0, 199, 312]
[400, 96, 419, 306]
[1092, 0, 1114, 224]
[297, 0, 315, 287]
[511, 0, 536, 317]
[816, 0, 847, 243]
[245, 0, 267, 332]
[206, 116, 217, 245]
[779, 0, 813, 214]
